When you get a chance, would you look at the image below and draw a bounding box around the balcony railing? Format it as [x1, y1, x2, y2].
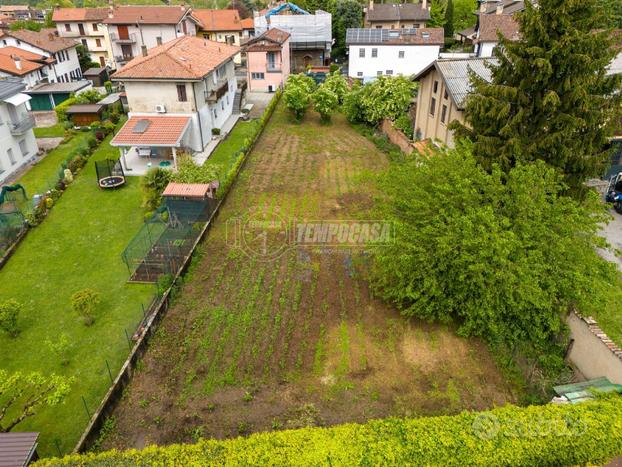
[115, 55, 135, 65]
[110, 32, 137, 44]
[267, 64, 282, 72]
[61, 30, 81, 37]
[205, 81, 229, 102]
[10, 114, 35, 136]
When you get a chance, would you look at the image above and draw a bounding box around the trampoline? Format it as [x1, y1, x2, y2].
[95, 159, 126, 189]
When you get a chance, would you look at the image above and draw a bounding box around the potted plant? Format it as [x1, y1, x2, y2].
[211, 128, 221, 140]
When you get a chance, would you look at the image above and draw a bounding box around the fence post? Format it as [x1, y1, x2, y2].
[124, 328, 132, 350]
[82, 396, 91, 420]
[105, 359, 114, 384]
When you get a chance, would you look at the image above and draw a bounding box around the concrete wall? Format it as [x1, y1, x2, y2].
[414, 66, 463, 146]
[566, 313, 622, 384]
[348, 44, 439, 80]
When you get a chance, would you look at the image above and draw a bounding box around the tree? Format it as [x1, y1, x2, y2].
[452, 0, 477, 34]
[312, 86, 338, 122]
[0, 299, 22, 338]
[45, 334, 72, 366]
[71, 288, 101, 326]
[428, 0, 447, 28]
[359, 76, 417, 124]
[76, 44, 98, 72]
[322, 71, 348, 103]
[0, 370, 73, 432]
[284, 74, 316, 121]
[343, 80, 366, 123]
[444, 0, 455, 37]
[451, 0, 622, 197]
[602, 0, 622, 28]
[142, 167, 173, 211]
[370, 143, 619, 351]
[332, 0, 363, 58]
[9, 20, 42, 32]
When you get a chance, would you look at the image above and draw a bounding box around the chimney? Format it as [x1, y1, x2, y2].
[141, 45, 148, 57]
[496, 1, 503, 14]
[422, 0, 428, 10]
[368, 0, 373, 11]
[12, 55, 21, 70]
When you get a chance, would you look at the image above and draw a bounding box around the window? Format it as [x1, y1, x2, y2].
[359, 48, 365, 58]
[371, 48, 378, 58]
[429, 97, 436, 116]
[96, 38, 101, 47]
[19, 140, 28, 157]
[377, 70, 382, 76]
[398, 50, 405, 59]
[64, 73, 68, 82]
[7, 148, 15, 166]
[443, 89, 448, 100]
[221, 100, 224, 110]
[177, 84, 187, 102]
[433, 80, 438, 93]
[92, 23, 98, 31]
[357, 71, 363, 77]
[251, 72, 265, 80]
[375, 25, 382, 29]
[386, 70, 393, 75]
[226, 95, 229, 105]
[213, 109, 217, 120]
[81, 39, 87, 47]
[441, 105, 448, 124]
[65, 23, 71, 32]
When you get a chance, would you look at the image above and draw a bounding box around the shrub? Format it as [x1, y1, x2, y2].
[104, 80, 113, 93]
[329, 63, 340, 73]
[141, 168, 173, 211]
[172, 155, 221, 185]
[322, 71, 348, 104]
[86, 135, 98, 150]
[68, 155, 87, 174]
[71, 288, 101, 326]
[102, 121, 116, 135]
[109, 112, 120, 124]
[62, 120, 74, 131]
[393, 114, 414, 139]
[211, 128, 221, 136]
[0, 299, 22, 337]
[34, 398, 622, 466]
[45, 334, 72, 366]
[312, 86, 338, 123]
[343, 80, 365, 123]
[284, 74, 315, 121]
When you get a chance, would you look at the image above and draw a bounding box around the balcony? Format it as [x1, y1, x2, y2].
[205, 81, 229, 103]
[110, 32, 137, 44]
[61, 29, 81, 38]
[267, 64, 282, 73]
[10, 113, 35, 136]
[115, 55, 135, 65]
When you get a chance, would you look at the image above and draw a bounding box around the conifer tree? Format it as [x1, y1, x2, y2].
[451, 0, 622, 197]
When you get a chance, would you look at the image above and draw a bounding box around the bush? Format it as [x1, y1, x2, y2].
[45, 334, 72, 366]
[34, 398, 622, 466]
[312, 86, 338, 123]
[104, 81, 113, 93]
[343, 80, 366, 123]
[0, 299, 22, 337]
[62, 120, 74, 131]
[109, 112, 120, 124]
[211, 128, 221, 136]
[67, 155, 87, 174]
[322, 71, 348, 104]
[393, 114, 414, 139]
[86, 135, 98, 150]
[141, 168, 173, 211]
[329, 63, 340, 73]
[284, 74, 315, 121]
[71, 288, 101, 326]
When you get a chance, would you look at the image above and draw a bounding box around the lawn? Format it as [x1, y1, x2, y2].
[205, 120, 260, 178]
[100, 103, 521, 450]
[33, 123, 65, 138]
[0, 132, 154, 456]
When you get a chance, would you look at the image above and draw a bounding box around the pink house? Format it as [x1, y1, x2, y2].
[244, 28, 290, 92]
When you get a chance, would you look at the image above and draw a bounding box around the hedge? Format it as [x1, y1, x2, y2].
[36, 398, 622, 466]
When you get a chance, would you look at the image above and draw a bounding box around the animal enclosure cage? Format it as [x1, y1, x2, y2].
[0, 209, 26, 258]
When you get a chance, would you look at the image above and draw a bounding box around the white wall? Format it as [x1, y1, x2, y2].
[476, 41, 497, 58]
[0, 101, 38, 184]
[348, 44, 440, 80]
[0, 69, 44, 90]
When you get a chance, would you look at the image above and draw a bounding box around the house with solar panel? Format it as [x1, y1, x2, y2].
[412, 57, 496, 147]
[110, 35, 239, 175]
[346, 28, 444, 82]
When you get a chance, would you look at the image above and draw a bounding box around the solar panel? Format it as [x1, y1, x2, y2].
[346, 28, 422, 44]
[132, 119, 151, 134]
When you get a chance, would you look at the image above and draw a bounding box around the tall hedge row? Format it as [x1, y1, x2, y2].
[36, 398, 622, 466]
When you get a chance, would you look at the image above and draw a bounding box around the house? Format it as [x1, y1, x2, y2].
[364, 0, 431, 29]
[103, 5, 199, 70]
[110, 35, 239, 174]
[0, 78, 38, 184]
[0, 5, 31, 20]
[193, 9, 243, 64]
[0, 47, 56, 89]
[413, 57, 495, 147]
[346, 27, 444, 81]
[241, 17, 255, 42]
[245, 28, 290, 92]
[254, 2, 332, 72]
[457, 0, 522, 48]
[0, 29, 82, 84]
[52, 8, 112, 68]
[25, 80, 93, 110]
[474, 13, 520, 57]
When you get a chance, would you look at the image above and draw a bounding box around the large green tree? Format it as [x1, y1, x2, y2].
[428, 0, 447, 28]
[332, 0, 363, 58]
[451, 0, 622, 197]
[370, 143, 619, 350]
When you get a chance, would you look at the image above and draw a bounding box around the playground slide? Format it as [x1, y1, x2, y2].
[0, 184, 26, 206]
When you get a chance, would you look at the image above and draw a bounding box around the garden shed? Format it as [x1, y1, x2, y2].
[65, 103, 105, 126]
[83, 67, 109, 87]
[25, 81, 92, 110]
[0, 432, 39, 466]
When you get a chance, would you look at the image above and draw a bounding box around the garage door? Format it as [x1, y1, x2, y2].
[52, 93, 71, 107]
[29, 94, 52, 111]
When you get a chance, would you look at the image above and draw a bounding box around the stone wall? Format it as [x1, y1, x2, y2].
[380, 118, 416, 154]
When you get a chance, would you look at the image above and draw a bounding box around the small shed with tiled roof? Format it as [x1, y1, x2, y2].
[0, 432, 39, 467]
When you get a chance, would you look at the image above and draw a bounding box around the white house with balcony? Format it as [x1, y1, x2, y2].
[53, 7, 113, 68]
[103, 5, 199, 70]
[110, 35, 239, 175]
[0, 79, 37, 184]
[346, 27, 444, 81]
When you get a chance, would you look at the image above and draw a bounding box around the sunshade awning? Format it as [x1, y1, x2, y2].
[3, 92, 31, 106]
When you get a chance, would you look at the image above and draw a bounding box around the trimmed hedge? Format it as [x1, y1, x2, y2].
[36, 398, 622, 466]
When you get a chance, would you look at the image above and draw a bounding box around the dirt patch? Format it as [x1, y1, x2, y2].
[99, 106, 520, 452]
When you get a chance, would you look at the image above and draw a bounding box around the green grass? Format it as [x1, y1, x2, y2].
[0, 132, 154, 456]
[33, 123, 65, 138]
[205, 120, 260, 177]
[18, 130, 93, 198]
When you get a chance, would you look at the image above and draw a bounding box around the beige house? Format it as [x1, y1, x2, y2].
[413, 58, 495, 147]
[53, 8, 112, 68]
[365, 0, 430, 29]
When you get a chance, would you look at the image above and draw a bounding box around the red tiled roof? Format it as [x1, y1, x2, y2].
[477, 14, 520, 42]
[162, 182, 211, 198]
[6, 28, 78, 53]
[111, 116, 191, 147]
[245, 27, 289, 52]
[111, 35, 239, 80]
[0, 5, 29, 12]
[0, 50, 45, 76]
[103, 5, 190, 25]
[52, 7, 109, 22]
[192, 9, 241, 32]
[0, 46, 54, 64]
[240, 17, 254, 29]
